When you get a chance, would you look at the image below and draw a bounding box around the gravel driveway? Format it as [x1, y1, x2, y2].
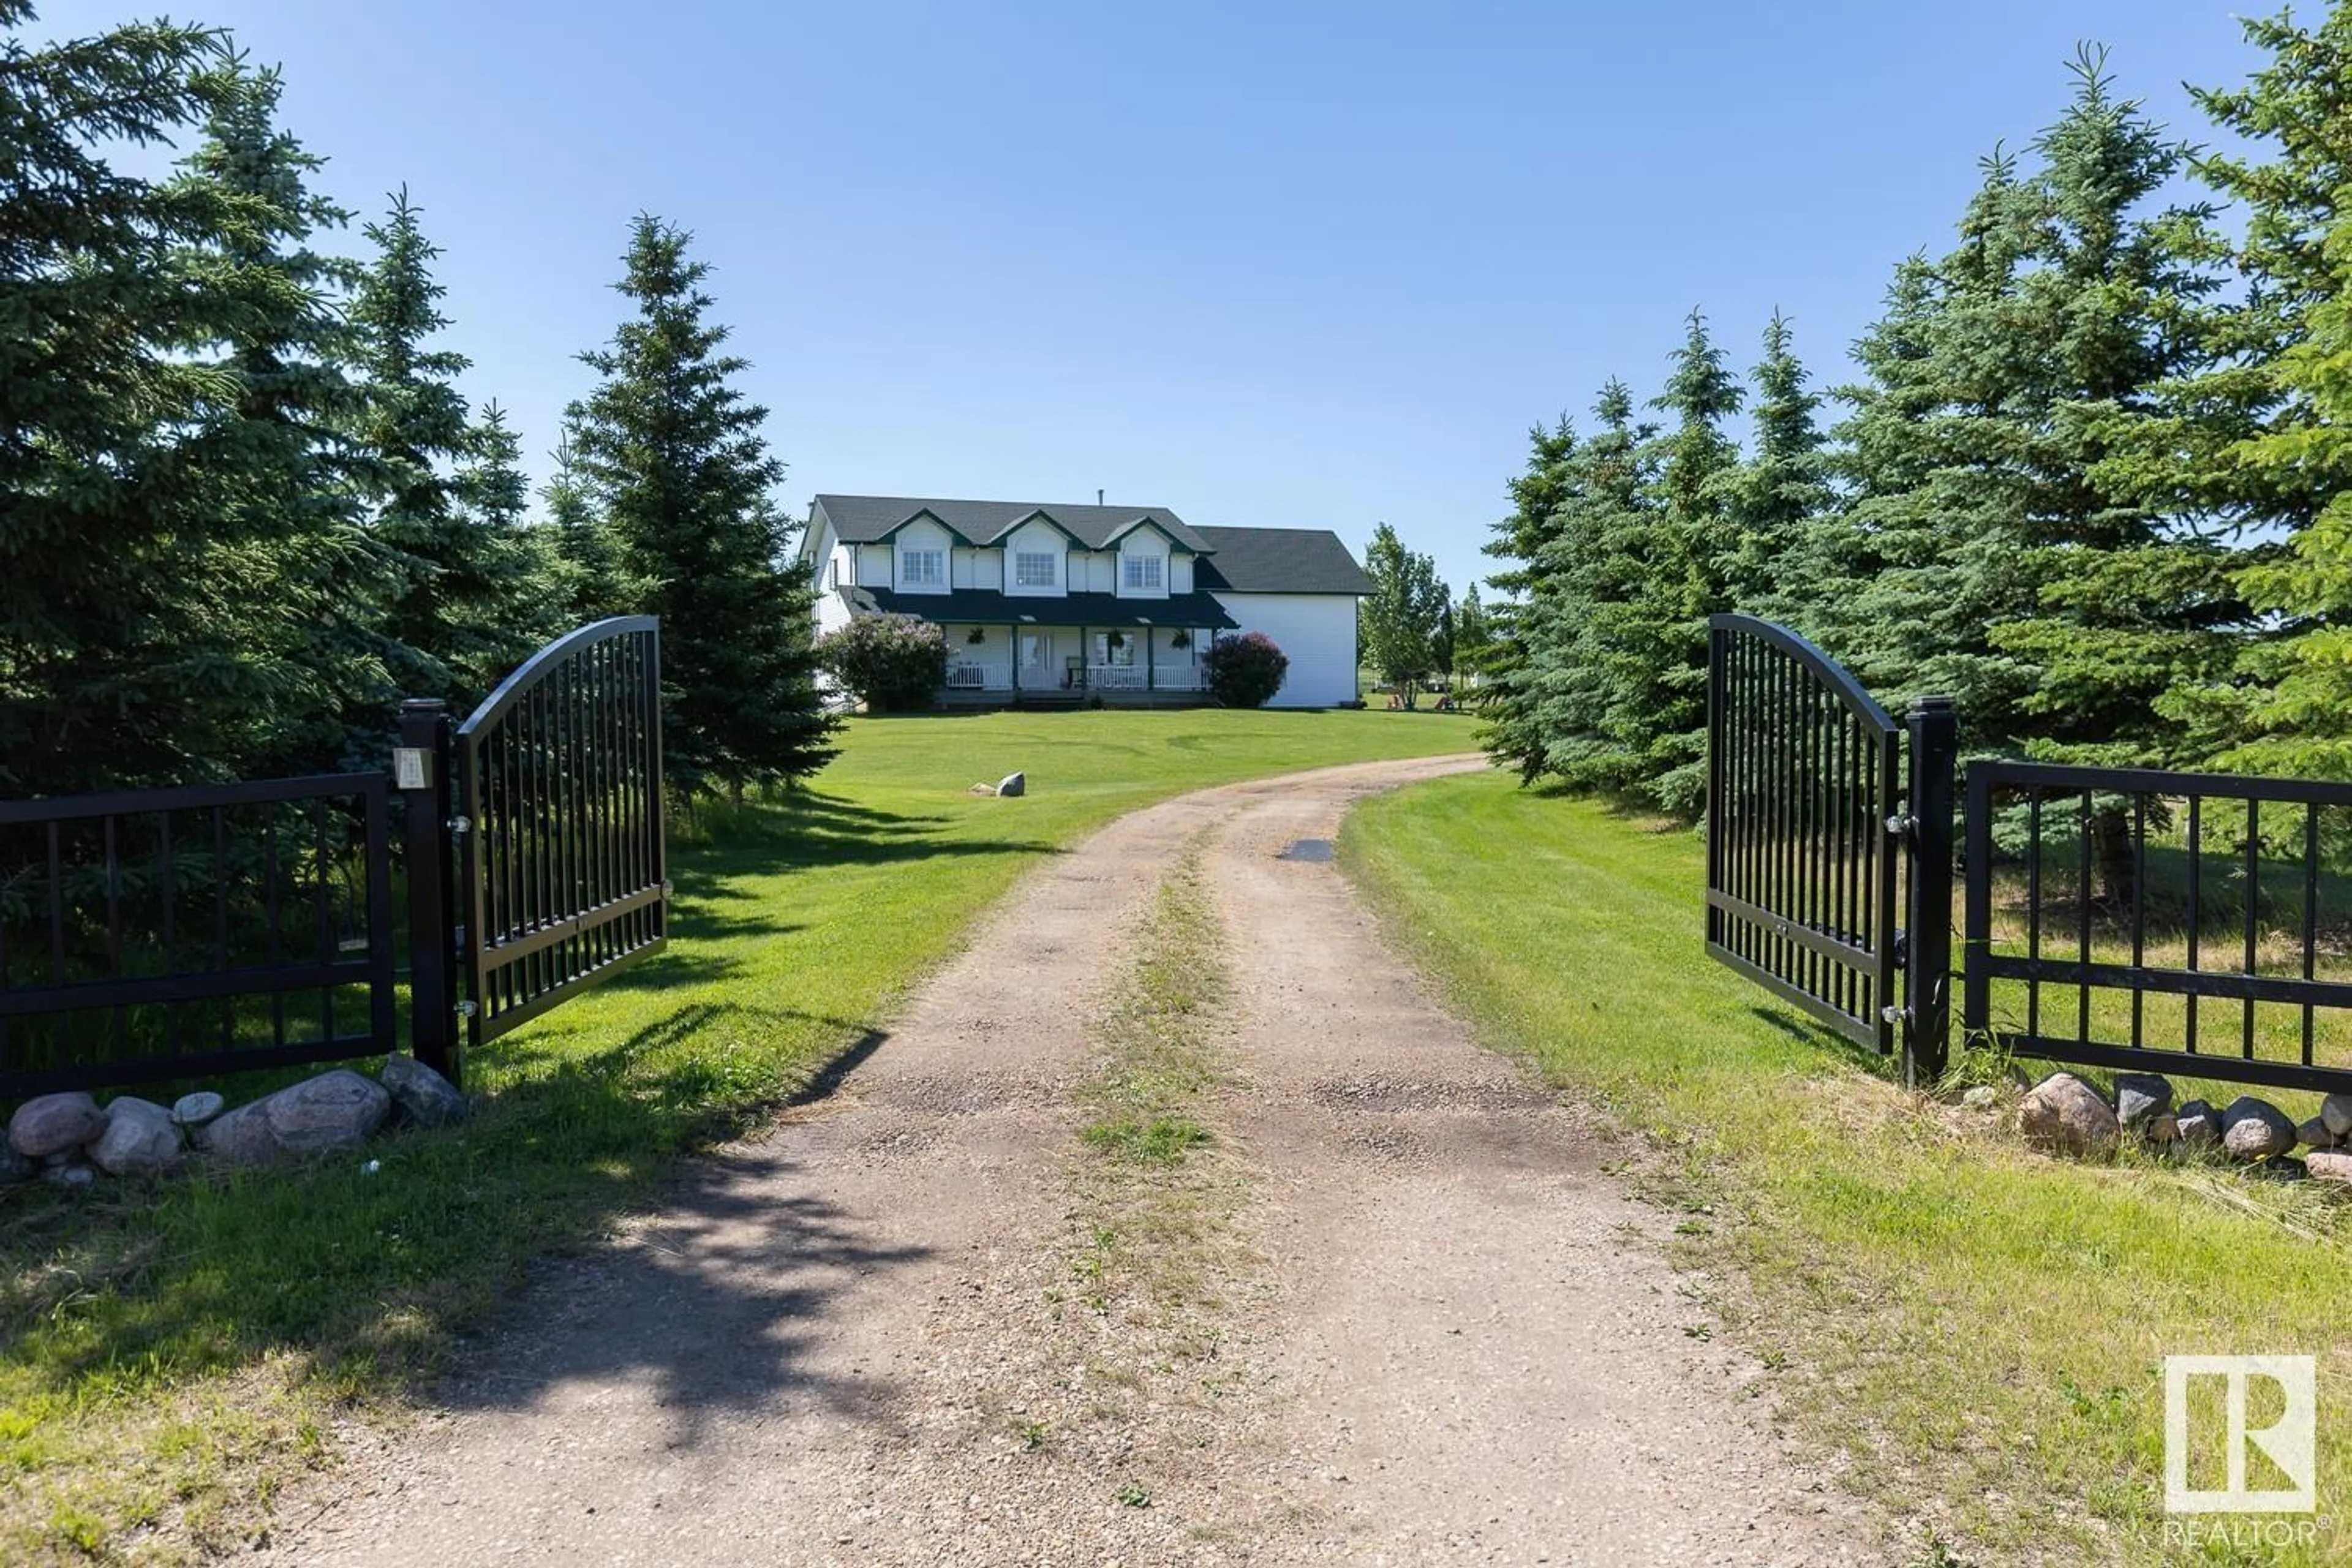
[257, 755, 1877, 1566]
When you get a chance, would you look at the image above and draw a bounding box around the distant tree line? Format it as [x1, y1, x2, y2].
[1482, 17, 2352, 815]
[0, 2, 833, 801]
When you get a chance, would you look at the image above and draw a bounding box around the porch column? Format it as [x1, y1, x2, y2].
[1010, 626, 1019, 694]
[1145, 626, 1155, 692]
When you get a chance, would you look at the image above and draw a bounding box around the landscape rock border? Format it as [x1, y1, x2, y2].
[1994, 1071, 2352, 1186]
[3, 1054, 468, 1189]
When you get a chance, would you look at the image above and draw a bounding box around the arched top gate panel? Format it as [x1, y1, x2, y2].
[1705, 614, 1901, 1053]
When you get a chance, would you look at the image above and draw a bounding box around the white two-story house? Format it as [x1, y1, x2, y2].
[801, 495, 1372, 707]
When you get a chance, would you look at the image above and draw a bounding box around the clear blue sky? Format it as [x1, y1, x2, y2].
[42, 1, 2271, 595]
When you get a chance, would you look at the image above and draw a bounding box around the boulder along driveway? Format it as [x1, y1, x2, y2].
[262, 756, 1876, 1566]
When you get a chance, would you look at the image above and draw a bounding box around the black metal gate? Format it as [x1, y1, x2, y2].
[1964, 760, 2352, 1097]
[401, 616, 668, 1080]
[1705, 614, 1956, 1077]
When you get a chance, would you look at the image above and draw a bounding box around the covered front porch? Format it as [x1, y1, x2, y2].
[941, 622, 1213, 699]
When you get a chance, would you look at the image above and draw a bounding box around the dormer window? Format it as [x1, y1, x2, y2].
[1014, 551, 1057, 588]
[902, 548, 944, 587]
[1122, 555, 1163, 592]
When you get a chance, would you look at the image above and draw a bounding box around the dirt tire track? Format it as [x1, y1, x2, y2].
[255, 755, 1877, 1566]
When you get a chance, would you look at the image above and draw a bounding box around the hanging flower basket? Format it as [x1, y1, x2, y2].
[966, 627, 987, 645]
[1106, 630, 1126, 650]
[1170, 629, 1191, 649]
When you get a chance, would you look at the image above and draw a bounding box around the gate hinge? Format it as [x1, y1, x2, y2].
[448, 815, 472, 836]
[1881, 1004, 1909, 1025]
[1884, 812, 1915, 836]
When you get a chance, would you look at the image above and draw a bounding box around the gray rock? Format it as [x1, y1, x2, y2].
[2297, 1117, 2339, 1152]
[2221, 1096, 2297, 1161]
[2114, 1072, 2173, 1131]
[2020, 1072, 2119, 1157]
[2307, 1150, 2352, 1185]
[88, 1097, 183, 1178]
[9, 1091, 104, 1159]
[0, 1142, 32, 1183]
[995, 771, 1026, 799]
[380, 1053, 467, 1129]
[172, 1091, 225, 1128]
[1960, 1085, 1999, 1112]
[2323, 1093, 2352, 1140]
[42, 1161, 95, 1191]
[2176, 1099, 2218, 1152]
[199, 1069, 391, 1167]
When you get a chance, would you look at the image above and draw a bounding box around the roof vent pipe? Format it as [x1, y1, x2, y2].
[1097, 489, 1104, 506]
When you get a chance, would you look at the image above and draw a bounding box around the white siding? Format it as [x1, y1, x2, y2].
[973, 548, 1004, 590]
[1170, 552, 1194, 593]
[1210, 593, 1360, 709]
[856, 544, 891, 584]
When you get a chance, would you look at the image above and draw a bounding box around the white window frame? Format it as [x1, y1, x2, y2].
[900, 547, 944, 587]
[1014, 551, 1058, 589]
[1121, 554, 1163, 592]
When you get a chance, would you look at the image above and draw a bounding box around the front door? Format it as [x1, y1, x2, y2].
[1019, 631, 1055, 688]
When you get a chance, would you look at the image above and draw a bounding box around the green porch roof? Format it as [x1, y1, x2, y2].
[837, 586, 1240, 631]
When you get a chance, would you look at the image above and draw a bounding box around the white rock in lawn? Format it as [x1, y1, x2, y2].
[2020, 1072, 2119, 1157]
[2220, 1096, 2297, 1161]
[996, 771, 1026, 799]
[172, 1091, 225, 1128]
[89, 1097, 184, 1178]
[2324, 1093, 2352, 1140]
[199, 1069, 390, 1166]
[9, 1091, 105, 1159]
[2307, 1150, 2352, 1185]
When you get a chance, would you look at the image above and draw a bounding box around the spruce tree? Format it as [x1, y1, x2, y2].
[2163, 6, 2352, 775]
[351, 188, 547, 716]
[1477, 418, 1581, 778]
[1721, 312, 1833, 611]
[544, 431, 636, 622]
[0, 9, 271, 791]
[1986, 47, 2241, 771]
[1605, 310, 1744, 814]
[567, 214, 836, 796]
[168, 59, 397, 777]
[1521, 381, 1659, 793]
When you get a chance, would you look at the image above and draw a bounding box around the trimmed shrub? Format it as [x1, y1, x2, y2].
[815, 614, 948, 712]
[1203, 631, 1288, 708]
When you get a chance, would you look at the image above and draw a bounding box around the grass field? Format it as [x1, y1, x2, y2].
[1343, 772, 2350, 1566]
[0, 708, 1474, 1566]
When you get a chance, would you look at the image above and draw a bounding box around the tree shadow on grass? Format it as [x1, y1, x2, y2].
[0, 989, 928, 1458]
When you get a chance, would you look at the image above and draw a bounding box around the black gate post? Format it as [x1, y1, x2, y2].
[397, 698, 461, 1085]
[1903, 695, 1959, 1084]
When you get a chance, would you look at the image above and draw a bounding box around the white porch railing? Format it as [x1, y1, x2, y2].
[1153, 666, 1207, 692]
[1088, 664, 1148, 691]
[946, 662, 1012, 691]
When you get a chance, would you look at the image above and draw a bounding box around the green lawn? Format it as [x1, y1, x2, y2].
[1343, 772, 2350, 1567]
[0, 709, 1475, 1566]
